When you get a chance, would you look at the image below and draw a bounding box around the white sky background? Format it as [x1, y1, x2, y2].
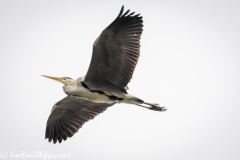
[0, 0, 240, 159]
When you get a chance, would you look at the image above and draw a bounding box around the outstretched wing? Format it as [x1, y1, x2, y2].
[84, 6, 143, 90]
[45, 96, 114, 144]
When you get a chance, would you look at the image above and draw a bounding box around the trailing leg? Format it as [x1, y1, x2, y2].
[137, 102, 167, 112]
[122, 94, 167, 112]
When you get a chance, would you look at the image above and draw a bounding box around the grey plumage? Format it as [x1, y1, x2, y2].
[43, 6, 166, 144]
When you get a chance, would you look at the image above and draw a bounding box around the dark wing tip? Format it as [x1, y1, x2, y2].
[119, 6, 142, 19]
[118, 5, 124, 17]
[45, 120, 73, 144]
[122, 9, 130, 17]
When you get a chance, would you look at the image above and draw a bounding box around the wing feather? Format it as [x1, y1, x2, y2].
[45, 96, 114, 143]
[85, 6, 143, 90]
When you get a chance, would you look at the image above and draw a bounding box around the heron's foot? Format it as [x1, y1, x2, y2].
[149, 103, 167, 112]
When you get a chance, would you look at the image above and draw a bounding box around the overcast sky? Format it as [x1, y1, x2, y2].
[0, 0, 240, 160]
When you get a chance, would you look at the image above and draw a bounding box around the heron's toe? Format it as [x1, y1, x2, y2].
[160, 107, 167, 112]
[149, 104, 167, 112]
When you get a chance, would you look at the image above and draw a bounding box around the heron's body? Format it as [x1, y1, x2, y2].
[64, 77, 141, 104]
[43, 6, 166, 144]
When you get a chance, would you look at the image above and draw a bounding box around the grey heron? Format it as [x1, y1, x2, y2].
[43, 6, 167, 144]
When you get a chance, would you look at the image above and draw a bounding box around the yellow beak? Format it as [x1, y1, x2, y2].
[42, 75, 72, 85]
[42, 75, 62, 83]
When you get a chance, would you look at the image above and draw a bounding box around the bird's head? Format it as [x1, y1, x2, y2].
[42, 75, 74, 85]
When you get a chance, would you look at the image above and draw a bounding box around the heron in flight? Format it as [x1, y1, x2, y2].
[43, 6, 166, 144]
